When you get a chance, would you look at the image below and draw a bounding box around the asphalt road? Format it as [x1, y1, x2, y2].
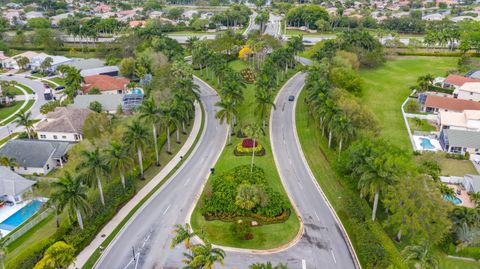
[0, 74, 47, 140]
[264, 13, 282, 37]
[94, 77, 229, 269]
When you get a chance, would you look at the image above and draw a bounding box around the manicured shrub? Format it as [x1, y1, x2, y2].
[201, 165, 289, 223]
[240, 68, 255, 83]
[234, 141, 265, 156]
[242, 138, 258, 148]
[230, 221, 253, 240]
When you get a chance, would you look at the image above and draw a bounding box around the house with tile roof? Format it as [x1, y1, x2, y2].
[456, 82, 480, 102]
[81, 75, 130, 94]
[35, 107, 91, 142]
[422, 95, 480, 113]
[0, 140, 71, 175]
[438, 74, 480, 89]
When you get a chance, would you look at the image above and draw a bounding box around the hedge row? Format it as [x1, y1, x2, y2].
[428, 85, 454, 94]
[397, 51, 480, 57]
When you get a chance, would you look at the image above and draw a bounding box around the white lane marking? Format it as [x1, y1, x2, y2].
[314, 211, 320, 221]
[134, 253, 140, 269]
[302, 259, 306, 269]
[330, 249, 337, 264]
[162, 205, 171, 216]
[183, 177, 191, 186]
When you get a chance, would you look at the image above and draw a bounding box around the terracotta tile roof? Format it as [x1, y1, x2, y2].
[82, 75, 130, 93]
[129, 20, 145, 28]
[425, 95, 480, 111]
[443, 74, 480, 87]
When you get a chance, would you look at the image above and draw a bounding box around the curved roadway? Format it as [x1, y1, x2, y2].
[94, 77, 228, 269]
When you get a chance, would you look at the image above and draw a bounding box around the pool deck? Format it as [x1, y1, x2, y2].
[413, 135, 442, 152]
[0, 201, 29, 237]
[446, 184, 476, 208]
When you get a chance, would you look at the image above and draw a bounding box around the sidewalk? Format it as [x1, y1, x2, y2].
[74, 101, 203, 268]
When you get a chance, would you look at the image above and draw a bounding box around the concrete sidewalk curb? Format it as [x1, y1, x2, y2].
[75, 100, 204, 269]
[291, 74, 362, 269]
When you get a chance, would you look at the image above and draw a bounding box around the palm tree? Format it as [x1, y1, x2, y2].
[244, 123, 264, 172]
[417, 74, 434, 92]
[76, 147, 110, 206]
[138, 98, 162, 166]
[255, 88, 275, 129]
[184, 242, 226, 269]
[215, 98, 237, 145]
[104, 141, 133, 189]
[402, 241, 439, 269]
[14, 111, 34, 139]
[124, 119, 150, 179]
[160, 103, 180, 153]
[330, 112, 355, 154]
[0, 156, 18, 169]
[250, 262, 290, 269]
[171, 223, 196, 249]
[51, 172, 89, 230]
[186, 36, 200, 51]
[469, 192, 480, 206]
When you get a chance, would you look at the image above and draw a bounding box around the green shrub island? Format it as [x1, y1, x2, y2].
[240, 68, 256, 83]
[201, 165, 289, 223]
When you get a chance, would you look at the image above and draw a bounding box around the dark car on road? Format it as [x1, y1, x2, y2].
[288, 95, 295, 101]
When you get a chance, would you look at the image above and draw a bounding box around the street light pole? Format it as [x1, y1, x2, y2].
[132, 247, 136, 262]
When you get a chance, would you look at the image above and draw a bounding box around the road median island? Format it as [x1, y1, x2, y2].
[188, 66, 302, 251]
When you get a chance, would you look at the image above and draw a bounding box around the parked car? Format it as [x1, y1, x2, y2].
[288, 95, 295, 101]
[44, 89, 53, 100]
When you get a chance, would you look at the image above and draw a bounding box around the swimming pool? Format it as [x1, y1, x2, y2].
[443, 195, 462, 205]
[0, 200, 45, 231]
[420, 138, 435, 150]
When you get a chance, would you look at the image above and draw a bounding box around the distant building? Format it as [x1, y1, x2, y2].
[438, 110, 480, 131]
[67, 58, 105, 71]
[30, 53, 73, 72]
[0, 167, 36, 205]
[455, 82, 480, 102]
[25, 11, 44, 20]
[0, 140, 71, 175]
[80, 66, 119, 77]
[36, 107, 92, 142]
[439, 129, 480, 154]
[422, 95, 480, 113]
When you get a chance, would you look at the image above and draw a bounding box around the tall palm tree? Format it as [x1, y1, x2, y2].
[124, 119, 150, 179]
[14, 111, 34, 139]
[244, 123, 264, 172]
[255, 88, 275, 129]
[160, 103, 181, 153]
[138, 98, 162, 166]
[215, 98, 237, 145]
[330, 112, 355, 154]
[171, 223, 196, 249]
[51, 172, 89, 230]
[402, 241, 439, 269]
[104, 141, 133, 189]
[76, 147, 110, 206]
[184, 242, 226, 269]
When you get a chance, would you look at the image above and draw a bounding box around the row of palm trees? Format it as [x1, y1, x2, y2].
[49, 61, 199, 230]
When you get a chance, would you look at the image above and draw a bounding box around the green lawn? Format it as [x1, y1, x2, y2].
[40, 80, 57, 89]
[407, 118, 437, 133]
[285, 29, 336, 37]
[0, 101, 24, 122]
[439, 255, 480, 269]
[438, 157, 478, 177]
[48, 77, 65, 86]
[0, 100, 34, 125]
[359, 57, 458, 150]
[191, 60, 301, 249]
[17, 83, 34, 94]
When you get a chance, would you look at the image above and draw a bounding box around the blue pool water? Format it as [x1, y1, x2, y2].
[443, 195, 462, 205]
[0, 200, 44, 231]
[420, 138, 435, 150]
[131, 88, 143, 94]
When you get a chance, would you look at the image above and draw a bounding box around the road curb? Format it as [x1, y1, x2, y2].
[291, 72, 362, 269]
[0, 84, 34, 125]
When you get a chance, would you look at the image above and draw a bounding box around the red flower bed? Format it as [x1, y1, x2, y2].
[242, 138, 258, 148]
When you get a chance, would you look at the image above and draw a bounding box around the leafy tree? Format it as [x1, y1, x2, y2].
[14, 111, 34, 139]
[286, 5, 329, 29]
[254, 84, 275, 129]
[33, 241, 75, 269]
[255, 11, 269, 32]
[215, 97, 237, 144]
[104, 141, 133, 189]
[88, 87, 101, 95]
[76, 147, 110, 206]
[287, 35, 304, 56]
[171, 223, 196, 249]
[39, 57, 53, 74]
[119, 57, 136, 79]
[416, 74, 434, 92]
[329, 67, 363, 95]
[384, 175, 452, 243]
[51, 172, 89, 230]
[250, 262, 290, 269]
[15, 56, 30, 70]
[160, 103, 181, 153]
[124, 120, 150, 179]
[28, 18, 51, 29]
[0, 156, 18, 169]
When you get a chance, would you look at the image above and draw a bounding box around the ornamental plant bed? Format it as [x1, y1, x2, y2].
[200, 165, 290, 224]
[234, 141, 266, 156]
[240, 68, 256, 83]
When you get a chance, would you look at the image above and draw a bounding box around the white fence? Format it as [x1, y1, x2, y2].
[4, 209, 51, 245]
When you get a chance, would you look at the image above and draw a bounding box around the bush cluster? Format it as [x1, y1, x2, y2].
[242, 138, 257, 148]
[234, 141, 265, 156]
[201, 165, 289, 222]
[446, 152, 469, 160]
[240, 68, 255, 83]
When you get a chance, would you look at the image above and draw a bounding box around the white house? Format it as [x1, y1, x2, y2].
[0, 167, 36, 204]
[1, 51, 40, 70]
[456, 82, 480, 102]
[0, 140, 71, 175]
[438, 110, 480, 131]
[30, 53, 73, 72]
[25, 11, 44, 20]
[36, 107, 91, 142]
